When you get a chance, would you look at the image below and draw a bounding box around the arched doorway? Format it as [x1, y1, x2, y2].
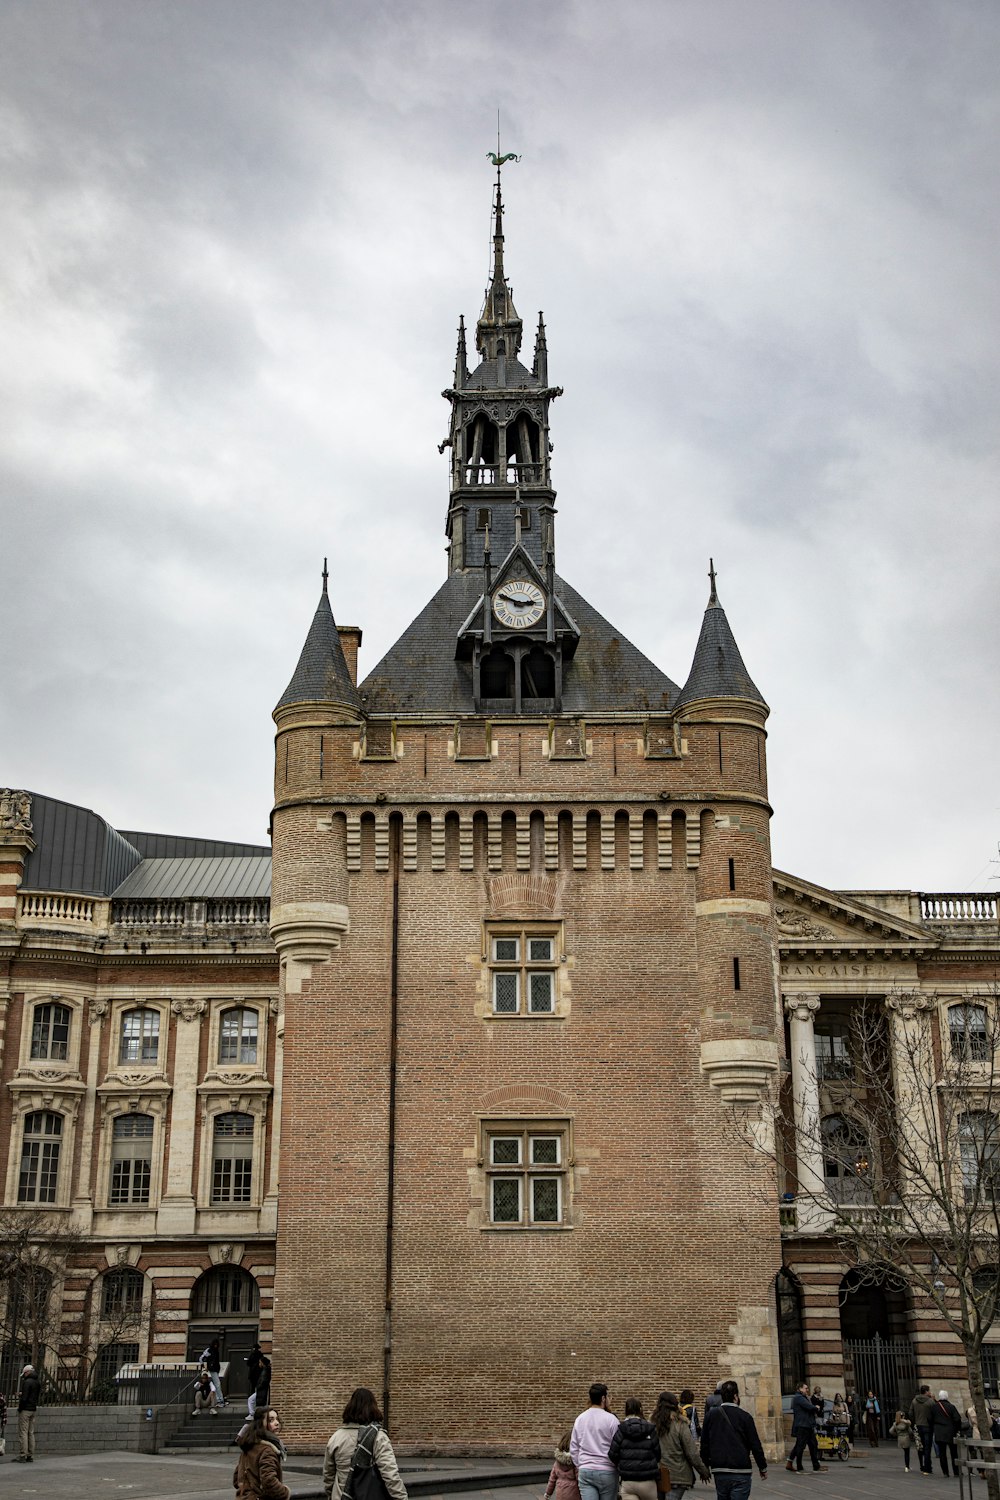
[775, 1268, 806, 1395]
[839, 1270, 916, 1436]
[186, 1265, 259, 1398]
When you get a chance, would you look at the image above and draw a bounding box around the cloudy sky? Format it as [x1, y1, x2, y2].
[2, 0, 998, 894]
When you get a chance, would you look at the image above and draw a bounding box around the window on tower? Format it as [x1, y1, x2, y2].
[483, 1120, 570, 1228]
[486, 926, 561, 1019]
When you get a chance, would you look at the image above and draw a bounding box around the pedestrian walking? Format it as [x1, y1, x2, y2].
[680, 1391, 701, 1441]
[234, 1406, 290, 1500]
[655, 1391, 710, 1500]
[700, 1380, 768, 1500]
[864, 1390, 881, 1447]
[544, 1431, 583, 1500]
[200, 1337, 226, 1410]
[570, 1383, 620, 1500]
[246, 1343, 263, 1417]
[15, 1363, 40, 1463]
[889, 1411, 915, 1471]
[704, 1384, 724, 1427]
[609, 1398, 662, 1500]
[785, 1380, 828, 1473]
[845, 1393, 858, 1450]
[0, 1390, 7, 1457]
[323, 1386, 408, 1500]
[810, 1389, 825, 1423]
[931, 1391, 961, 1478]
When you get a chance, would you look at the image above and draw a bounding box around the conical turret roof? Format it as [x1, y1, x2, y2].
[275, 589, 360, 713]
[675, 566, 767, 711]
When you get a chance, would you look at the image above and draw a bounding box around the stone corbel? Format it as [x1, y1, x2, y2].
[270, 901, 350, 995]
[700, 1039, 780, 1105]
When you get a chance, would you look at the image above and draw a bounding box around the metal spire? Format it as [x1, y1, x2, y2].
[708, 557, 719, 606]
[322, 557, 329, 596]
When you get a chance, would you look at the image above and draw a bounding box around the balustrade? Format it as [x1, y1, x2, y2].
[920, 893, 998, 923]
[462, 462, 543, 486]
[19, 892, 94, 923]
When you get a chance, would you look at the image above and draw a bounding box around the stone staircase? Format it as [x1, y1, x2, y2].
[162, 1401, 247, 1453]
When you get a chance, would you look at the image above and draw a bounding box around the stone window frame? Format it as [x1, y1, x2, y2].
[96, 1094, 170, 1213]
[16, 991, 86, 1077]
[203, 998, 273, 1082]
[104, 998, 171, 1084]
[947, 1001, 992, 1064]
[483, 921, 565, 1022]
[477, 1116, 573, 1232]
[4, 1087, 84, 1211]
[195, 1090, 270, 1213]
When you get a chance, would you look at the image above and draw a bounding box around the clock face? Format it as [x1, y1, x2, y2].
[492, 579, 545, 629]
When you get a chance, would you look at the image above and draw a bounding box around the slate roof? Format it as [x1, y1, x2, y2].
[359, 571, 678, 715]
[674, 587, 766, 710]
[112, 854, 271, 900]
[22, 793, 142, 896]
[276, 591, 360, 712]
[464, 356, 538, 390]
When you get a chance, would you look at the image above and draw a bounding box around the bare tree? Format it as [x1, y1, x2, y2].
[738, 988, 1000, 1493]
[0, 1210, 83, 1381]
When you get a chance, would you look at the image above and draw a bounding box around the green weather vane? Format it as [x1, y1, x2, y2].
[488, 112, 520, 168]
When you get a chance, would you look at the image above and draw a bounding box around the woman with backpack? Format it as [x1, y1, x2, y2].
[323, 1386, 409, 1500]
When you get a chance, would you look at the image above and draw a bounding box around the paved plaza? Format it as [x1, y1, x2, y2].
[0, 1445, 988, 1500]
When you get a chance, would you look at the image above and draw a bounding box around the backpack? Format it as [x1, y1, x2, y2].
[343, 1424, 392, 1500]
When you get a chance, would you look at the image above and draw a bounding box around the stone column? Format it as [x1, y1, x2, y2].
[70, 998, 108, 1232]
[157, 998, 206, 1235]
[262, 997, 282, 1235]
[884, 991, 935, 1197]
[784, 993, 826, 1201]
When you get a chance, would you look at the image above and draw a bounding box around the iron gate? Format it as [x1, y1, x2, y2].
[843, 1334, 919, 1437]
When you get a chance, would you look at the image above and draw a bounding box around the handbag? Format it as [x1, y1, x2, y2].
[343, 1423, 392, 1500]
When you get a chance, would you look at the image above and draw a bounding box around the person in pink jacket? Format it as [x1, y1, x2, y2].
[545, 1431, 583, 1500]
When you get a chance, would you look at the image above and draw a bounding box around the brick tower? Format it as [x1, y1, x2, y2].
[270, 165, 784, 1451]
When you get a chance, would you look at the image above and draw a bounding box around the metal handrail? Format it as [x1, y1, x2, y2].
[957, 1436, 1000, 1500]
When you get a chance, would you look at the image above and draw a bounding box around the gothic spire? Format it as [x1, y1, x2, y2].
[476, 162, 523, 360]
[275, 587, 360, 715]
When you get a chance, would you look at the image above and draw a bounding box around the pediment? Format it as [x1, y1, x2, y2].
[772, 870, 933, 956]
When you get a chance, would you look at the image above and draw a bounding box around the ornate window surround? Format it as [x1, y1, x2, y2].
[15, 989, 86, 1080]
[3, 1087, 84, 1210]
[95, 1091, 171, 1213]
[202, 997, 276, 1085]
[104, 998, 171, 1085]
[194, 1086, 271, 1213]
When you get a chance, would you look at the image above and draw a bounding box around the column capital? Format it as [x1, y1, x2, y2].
[784, 993, 821, 1023]
[885, 991, 934, 1022]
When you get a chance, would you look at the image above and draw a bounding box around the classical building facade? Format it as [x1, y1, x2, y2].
[2, 171, 998, 1447]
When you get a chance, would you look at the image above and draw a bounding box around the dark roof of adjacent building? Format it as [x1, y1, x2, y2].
[20, 792, 270, 897]
[674, 584, 767, 710]
[112, 854, 271, 900]
[275, 591, 360, 712]
[359, 570, 678, 715]
[464, 355, 538, 389]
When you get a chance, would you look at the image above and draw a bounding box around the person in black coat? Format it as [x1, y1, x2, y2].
[608, 1398, 662, 1500]
[786, 1382, 828, 1473]
[931, 1391, 962, 1477]
[15, 1365, 41, 1463]
[700, 1381, 768, 1500]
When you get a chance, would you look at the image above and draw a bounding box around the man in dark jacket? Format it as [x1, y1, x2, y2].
[909, 1386, 936, 1475]
[786, 1381, 827, 1473]
[931, 1391, 962, 1477]
[15, 1365, 41, 1463]
[701, 1380, 768, 1500]
[608, 1398, 661, 1495]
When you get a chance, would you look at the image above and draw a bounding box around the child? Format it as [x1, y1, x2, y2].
[545, 1431, 582, 1500]
[889, 1410, 915, 1471]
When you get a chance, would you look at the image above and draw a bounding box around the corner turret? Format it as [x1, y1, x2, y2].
[274, 566, 361, 728]
[675, 561, 767, 714]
